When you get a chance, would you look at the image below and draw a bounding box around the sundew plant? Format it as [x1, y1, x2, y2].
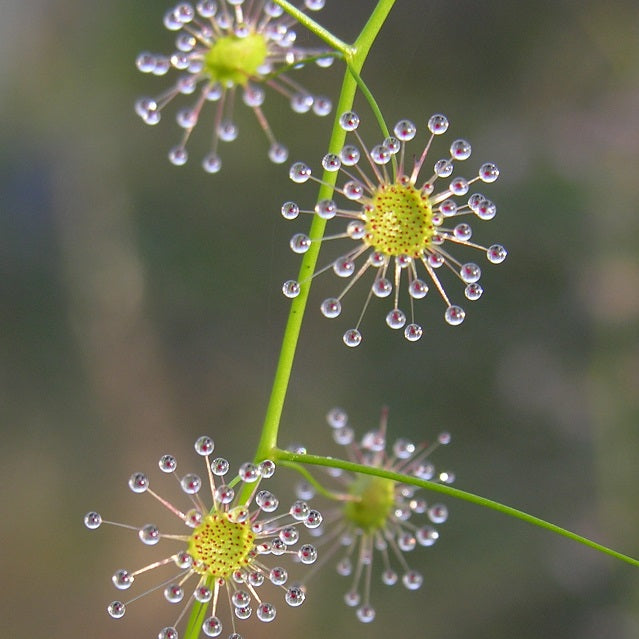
[85, 2, 639, 639]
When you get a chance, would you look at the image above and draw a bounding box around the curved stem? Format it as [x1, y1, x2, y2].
[254, 0, 396, 463]
[275, 448, 639, 568]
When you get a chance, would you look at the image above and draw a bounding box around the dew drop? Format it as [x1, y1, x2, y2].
[270, 567, 288, 585]
[393, 119, 417, 141]
[357, 605, 376, 623]
[297, 544, 317, 564]
[386, 308, 406, 329]
[333, 258, 355, 277]
[194, 436, 214, 456]
[289, 233, 311, 254]
[258, 459, 275, 478]
[460, 262, 481, 283]
[285, 586, 305, 607]
[158, 626, 179, 639]
[289, 162, 311, 183]
[340, 145, 360, 166]
[139, 524, 160, 545]
[202, 152, 222, 174]
[84, 511, 102, 529]
[282, 280, 300, 298]
[343, 328, 362, 347]
[107, 601, 126, 619]
[428, 503, 449, 524]
[211, 457, 230, 476]
[344, 590, 359, 606]
[315, 199, 336, 219]
[256, 490, 279, 512]
[239, 462, 259, 483]
[479, 162, 499, 183]
[382, 569, 398, 585]
[257, 603, 276, 622]
[344, 180, 364, 200]
[402, 570, 423, 590]
[305, 509, 322, 528]
[454, 223, 473, 241]
[450, 177, 469, 196]
[434, 158, 453, 178]
[322, 153, 341, 171]
[168, 146, 188, 166]
[450, 138, 472, 160]
[339, 111, 360, 131]
[281, 201, 299, 220]
[321, 298, 341, 318]
[232, 590, 250, 608]
[428, 114, 449, 135]
[112, 569, 134, 590]
[409, 279, 428, 299]
[404, 323, 423, 341]
[235, 605, 252, 620]
[159, 454, 177, 473]
[417, 525, 439, 546]
[465, 283, 483, 300]
[444, 305, 465, 325]
[290, 93, 313, 113]
[347, 220, 366, 238]
[371, 144, 391, 165]
[268, 143, 288, 164]
[372, 278, 392, 298]
[164, 584, 184, 604]
[487, 244, 507, 264]
[313, 96, 332, 116]
[181, 473, 202, 494]
[202, 616, 222, 637]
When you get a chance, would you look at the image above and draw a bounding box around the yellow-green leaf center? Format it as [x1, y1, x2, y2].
[187, 512, 255, 578]
[344, 474, 395, 532]
[203, 33, 268, 86]
[365, 183, 434, 257]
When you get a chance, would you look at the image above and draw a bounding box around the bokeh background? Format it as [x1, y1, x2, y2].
[1, 0, 638, 637]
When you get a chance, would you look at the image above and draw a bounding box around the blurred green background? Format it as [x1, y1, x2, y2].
[1, 0, 638, 637]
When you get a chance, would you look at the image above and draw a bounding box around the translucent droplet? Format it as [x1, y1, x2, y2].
[479, 162, 499, 183]
[279, 527, 299, 545]
[394, 119, 417, 141]
[357, 605, 376, 623]
[256, 602, 276, 623]
[382, 569, 398, 585]
[217, 120, 238, 142]
[347, 220, 366, 239]
[372, 278, 392, 298]
[434, 158, 453, 178]
[343, 328, 362, 347]
[428, 114, 449, 135]
[289, 233, 311, 254]
[239, 462, 259, 483]
[297, 544, 317, 564]
[195, 585, 212, 603]
[476, 198, 496, 220]
[428, 503, 448, 524]
[285, 586, 305, 607]
[321, 298, 341, 318]
[439, 199, 457, 216]
[202, 616, 222, 637]
[268, 143, 288, 164]
[158, 626, 178, 639]
[445, 305, 465, 325]
[168, 146, 188, 166]
[232, 590, 251, 608]
[487, 244, 507, 264]
[159, 454, 177, 473]
[404, 323, 423, 342]
[409, 279, 428, 299]
[202, 153, 222, 174]
[176, 107, 197, 129]
[384, 135, 401, 154]
[235, 605, 252, 620]
[460, 262, 481, 283]
[386, 308, 406, 329]
[315, 199, 336, 219]
[417, 525, 439, 546]
[282, 280, 300, 298]
[313, 96, 332, 116]
[339, 111, 360, 131]
[211, 457, 230, 476]
[340, 145, 360, 166]
[174, 551, 192, 569]
[139, 524, 160, 545]
[289, 162, 311, 183]
[322, 153, 341, 171]
[181, 473, 202, 494]
[393, 438, 416, 459]
[281, 201, 299, 220]
[371, 144, 391, 165]
[450, 139, 472, 160]
[107, 600, 126, 619]
[242, 84, 265, 107]
[402, 570, 423, 590]
[258, 459, 275, 478]
[84, 511, 102, 529]
[164, 583, 184, 604]
[305, 509, 322, 528]
[333, 258, 354, 277]
[454, 223, 473, 241]
[450, 177, 469, 196]
[256, 490, 279, 512]
[465, 283, 483, 300]
[194, 435, 214, 456]
[428, 252, 444, 268]
[305, 0, 326, 10]
[215, 484, 234, 504]
[398, 532, 417, 551]
[344, 180, 364, 200]
[290, 93, 313, 113]
[112, 569, 133, 590]
[266, 567, 287, 586]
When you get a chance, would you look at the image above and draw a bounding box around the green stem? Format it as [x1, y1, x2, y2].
[254, 0, 397, 463]
[274, 448, 639, 568]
